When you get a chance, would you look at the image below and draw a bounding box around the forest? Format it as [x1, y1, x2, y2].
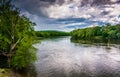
[71, 24, 120, 41]
[36, 30, 70, 38]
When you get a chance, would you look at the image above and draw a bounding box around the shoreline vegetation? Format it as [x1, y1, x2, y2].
[35, 30, 70, 38]
[0, 0, 37, 76]
[71, 24, 120, 43]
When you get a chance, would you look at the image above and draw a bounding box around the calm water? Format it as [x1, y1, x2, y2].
[20, 36, 120, 77]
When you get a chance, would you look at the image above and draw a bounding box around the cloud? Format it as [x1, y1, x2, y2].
[13, 0, 120, 17]
[64, 22, 86, 28]
[12, 0, 120, 31]
[56, 18, 86, 23]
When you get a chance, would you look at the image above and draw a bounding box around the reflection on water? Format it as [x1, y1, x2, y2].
[20, 36, 120, 77]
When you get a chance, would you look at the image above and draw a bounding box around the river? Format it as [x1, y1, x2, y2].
[20, 36, 120, 77]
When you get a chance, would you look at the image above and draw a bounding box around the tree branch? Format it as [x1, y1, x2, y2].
[7, 28, 12, 38]
[0, 50, 7, 56]
[11, 37, 21, 50]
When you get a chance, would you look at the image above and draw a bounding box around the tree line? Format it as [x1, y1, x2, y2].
[36, 30, 70, 38]
[71, 24, 120, 40]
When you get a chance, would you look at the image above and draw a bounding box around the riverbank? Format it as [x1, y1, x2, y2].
[0, 68, 23, 77]
[0, 68, 9, 77]
[71, 24, 120, 40]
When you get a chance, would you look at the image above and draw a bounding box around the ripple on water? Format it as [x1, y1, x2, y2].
[31, 37, 120, 77]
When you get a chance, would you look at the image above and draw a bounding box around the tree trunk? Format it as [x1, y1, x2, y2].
[9, 69, 20, 77]
[8, 55, 11, 68]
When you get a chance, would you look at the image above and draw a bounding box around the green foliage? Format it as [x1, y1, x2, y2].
[36, 30, 70, 38]
[11, 34, 37, 69]
[117, 33, 120, 38]
[0, 0, 37, 69]
[71, 24, 120, 40]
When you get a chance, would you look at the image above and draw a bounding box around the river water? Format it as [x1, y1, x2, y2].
[20, 36, 120, 77]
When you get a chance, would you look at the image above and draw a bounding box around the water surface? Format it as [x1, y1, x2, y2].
[20, 36, 120, 77]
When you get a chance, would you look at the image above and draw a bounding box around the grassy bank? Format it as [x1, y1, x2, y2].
[0, 68, 9, 77]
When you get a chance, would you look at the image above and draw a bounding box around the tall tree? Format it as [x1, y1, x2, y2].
[0, 0, 37, 69]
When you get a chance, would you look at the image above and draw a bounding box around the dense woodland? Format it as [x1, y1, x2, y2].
[36, 30, 70, 38]
[71, 24, 120, 40]
[0, 0, 37, 69]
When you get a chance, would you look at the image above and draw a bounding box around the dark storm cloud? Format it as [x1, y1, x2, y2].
[81, 0, 120, 7]
[101, 11, 110, 15]
[39, 0, 56, 3]
[13, 0, 120, 17]
[13, 0, 54, 17]
[56, 18, 86, 23]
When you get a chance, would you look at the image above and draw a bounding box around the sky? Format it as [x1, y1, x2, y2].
[13, 0, 120, 31]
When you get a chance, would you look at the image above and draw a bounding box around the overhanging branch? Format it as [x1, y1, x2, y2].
[0, 50, 7, 56]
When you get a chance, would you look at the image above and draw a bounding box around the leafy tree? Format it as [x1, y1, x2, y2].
[85, 27, 95, 39]
[116, 32, 120, 39]
[108, 30, 117, 39]
[71, 24, 120, 41]
[0, 0, 37, 69]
